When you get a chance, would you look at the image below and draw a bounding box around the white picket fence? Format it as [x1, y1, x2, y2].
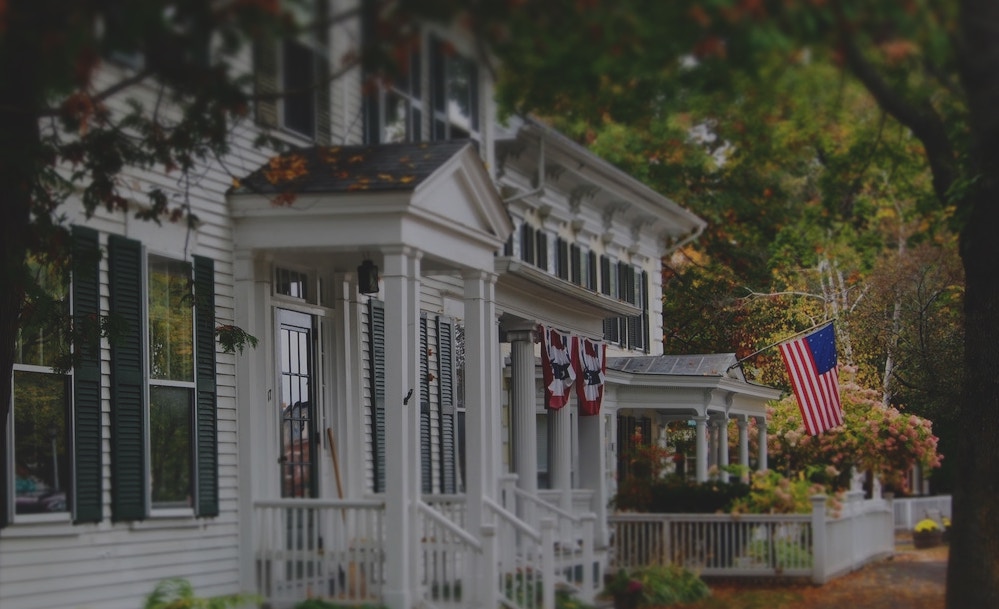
[892, 495, 951, 531]
[609, 491, 894, 584]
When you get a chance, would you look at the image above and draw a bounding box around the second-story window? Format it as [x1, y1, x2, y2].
[254, 0, 331, 144]
[431, 37, 479, 141]
[365, 32, 479, 144]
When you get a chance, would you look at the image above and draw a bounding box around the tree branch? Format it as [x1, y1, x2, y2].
[838, 34, 957, 204]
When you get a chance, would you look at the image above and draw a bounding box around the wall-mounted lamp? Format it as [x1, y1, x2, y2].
[357, 259, 380, 294]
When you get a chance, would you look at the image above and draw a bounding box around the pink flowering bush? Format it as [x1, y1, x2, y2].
[765, 369, 942, 494]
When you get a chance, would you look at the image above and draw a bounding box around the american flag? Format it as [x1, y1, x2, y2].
[778, 323, 843, 435]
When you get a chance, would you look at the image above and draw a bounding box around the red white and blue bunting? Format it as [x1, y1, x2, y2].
[540, 325, 576, 409]
[538, 325, 606, 415]
[574, 336, 606, 416]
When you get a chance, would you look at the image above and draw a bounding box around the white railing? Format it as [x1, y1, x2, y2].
[498, 478, 600, 600]
[415, 499, 481, 608]
[892, 495, 951, 531]
[485, 496, 557, 609]
[609, 492, 894, 584]
[424, 493, 468, 529]
[254, 498, 385, 608]
[610, 512, 814, 576]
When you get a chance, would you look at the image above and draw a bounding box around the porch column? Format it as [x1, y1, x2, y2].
[382, 248, 420, 609]
[577, 412, 604, 539]
[509, 326, 538, 504]
[463, 271, 499, 538]
[333, 271, 364, 499]
[234, 251, 271, 594]
[718, 417, 730, 482]
[694, 415, 708, 482]
[707, 419, 719, 474]
[548, 404, 573, 517]
[737, 416, 750, 483]
[756, 416, 768, 471]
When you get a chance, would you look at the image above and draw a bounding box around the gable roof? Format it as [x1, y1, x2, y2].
[233, 140, 475, 196]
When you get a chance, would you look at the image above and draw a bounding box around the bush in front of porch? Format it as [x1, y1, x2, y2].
[601, 564, 710, 609]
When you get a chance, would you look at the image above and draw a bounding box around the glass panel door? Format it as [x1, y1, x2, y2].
[278, 309, 317, 498]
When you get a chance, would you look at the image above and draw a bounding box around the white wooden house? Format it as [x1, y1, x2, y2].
[0, 3, 776, 609]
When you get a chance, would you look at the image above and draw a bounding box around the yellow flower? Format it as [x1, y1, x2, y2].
[914, 518, 940, 533]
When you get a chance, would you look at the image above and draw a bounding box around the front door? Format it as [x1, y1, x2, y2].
[277, 309, 317, 498]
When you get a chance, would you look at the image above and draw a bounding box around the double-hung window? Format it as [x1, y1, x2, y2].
[147, 256, 196, 510]
[430, 37, 478, 141]
[10, 260, 71, 519]
[364, 32, 479, 144]
[108, 236, 218, 521]
[254, 0, 332, 144]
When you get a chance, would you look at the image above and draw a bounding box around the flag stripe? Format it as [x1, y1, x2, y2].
[779, 324, 843, 435]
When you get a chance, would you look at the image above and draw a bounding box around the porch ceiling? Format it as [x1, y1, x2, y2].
[227, 141, 513, 274]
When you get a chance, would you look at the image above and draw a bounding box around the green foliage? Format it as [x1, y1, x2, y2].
[142, 578, 256, 609]
[635, 564, 711, 607]
[215, 324, 259, 355]
[746, 538, 813, 569]
[729, 470, 834, 516]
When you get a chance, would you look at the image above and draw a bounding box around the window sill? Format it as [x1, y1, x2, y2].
[0, 515, 84, 539]
[128, 508, 201, 531]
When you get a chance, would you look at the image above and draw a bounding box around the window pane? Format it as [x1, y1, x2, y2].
[283, 38, 316, 137]
[148, 256, 194, 381]
[150, 385, 192, 508]
[16, 260, 68, 368]
[14, 370, 69, 514]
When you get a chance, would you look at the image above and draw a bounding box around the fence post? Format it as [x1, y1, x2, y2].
[541, 518, 556, 609]
[811, 495, 828, 584]
[847, 490, 863, 569]
[481, 523, 498, 609]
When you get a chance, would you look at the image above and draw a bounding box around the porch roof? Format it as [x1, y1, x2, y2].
[227, 141, 512, 274]
[606, 354, 782, 418]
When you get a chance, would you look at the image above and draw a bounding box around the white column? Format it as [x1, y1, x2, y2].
[578, 411, 606, 548]
[548, 404, 572, 517]
[756, 416, 768, 471]
[509, 327, 538, 498]
[718, 417, 730, 481]
[463, 271, 498, 541]
[382, 248, 418, 609]
[405, 252, 422, 594]
[737, 417, 750, 483]
[694, 416, 708, 482]
[333, 272, 363, 499]
[234, 251, 271, 594]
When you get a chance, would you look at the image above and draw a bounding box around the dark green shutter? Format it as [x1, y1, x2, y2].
[536, 229, 548, 271]
[194, 256, 218, 517]
[368, 299, 386, 493]
[520, 223, 535, 265]
[72, 226, 103, 523]
[108, 235, 146, 521]
[314, 0, 332, 145]
[437, 317, 456, 494]
[254, 36, 279, 128]
[570, 244, 582, 285]
[420, 315, 432, 494]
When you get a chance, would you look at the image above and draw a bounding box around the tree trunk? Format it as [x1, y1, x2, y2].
[948, 2, 999, 605]
[0, 1, 44, 527]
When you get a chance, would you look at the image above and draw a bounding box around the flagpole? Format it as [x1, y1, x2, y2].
[726, 319, 836, 372]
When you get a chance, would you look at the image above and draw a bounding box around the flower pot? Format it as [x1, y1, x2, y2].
[613, 592, 642, 609]
[913, 529, 942, 549]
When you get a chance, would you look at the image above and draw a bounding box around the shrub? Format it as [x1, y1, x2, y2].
[143, 579, 256, 609]
[636, 564, 711, 606]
